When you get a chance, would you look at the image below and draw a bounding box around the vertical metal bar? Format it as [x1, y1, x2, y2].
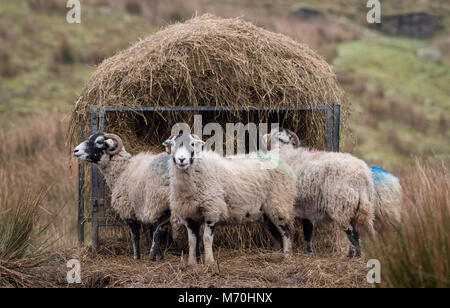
[90, 107, 99, 254]
[333, 104, 341, 152]
[326, 106, 333, 152]
[77, 159, 85, 246]
[98, 108, 105, 220]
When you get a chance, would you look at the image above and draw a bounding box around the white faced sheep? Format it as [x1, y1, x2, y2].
[266, 129, 403, 232]
[163, 133, 296, 265]
[73, 133, 185, 261]
[264, 128, 376, 257]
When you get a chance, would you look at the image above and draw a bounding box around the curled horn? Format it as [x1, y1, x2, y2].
[286, 129, 301, 148]
[104, 134, 123, 155]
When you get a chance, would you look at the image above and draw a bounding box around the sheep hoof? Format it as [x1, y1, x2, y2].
[347, 247, 361, 258]
[283, 252, 292, 259]
[133, 254, 141, 260]
[149, 250, 163, 261]
[306, 250, 314, 257]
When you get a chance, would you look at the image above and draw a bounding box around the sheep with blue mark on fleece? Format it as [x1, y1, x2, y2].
[264, 128, 376, 258]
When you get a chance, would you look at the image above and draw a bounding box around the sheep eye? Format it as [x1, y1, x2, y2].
[96, 139, 104, 144]
[191, 143, 195, 147]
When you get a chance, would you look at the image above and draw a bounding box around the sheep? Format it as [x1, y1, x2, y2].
[163, 133, 296, 265]
[369, 166, 403, 230]
[73, 133, 185, 261]
[264, 128, 376, 257]
[264, 128, 403, 230]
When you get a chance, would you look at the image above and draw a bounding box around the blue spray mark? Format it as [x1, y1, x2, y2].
[370, 166, 393, 184]
[150, 153, 170, 177]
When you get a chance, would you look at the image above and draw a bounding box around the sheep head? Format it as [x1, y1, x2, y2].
[163, 134, 205, 170]
[73, 133, 125, 163]
[264, 128, 301, 150]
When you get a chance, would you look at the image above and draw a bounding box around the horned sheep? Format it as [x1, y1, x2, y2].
[163, 133, 296, 265]
[73, 133, 185, 261]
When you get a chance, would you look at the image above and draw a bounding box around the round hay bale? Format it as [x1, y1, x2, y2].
[69, 14, 347, 152]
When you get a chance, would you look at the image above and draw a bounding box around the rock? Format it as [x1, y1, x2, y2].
[376, 12, 441, 38]
[417, 48, 442, 62]
[291, 8, 323, 21]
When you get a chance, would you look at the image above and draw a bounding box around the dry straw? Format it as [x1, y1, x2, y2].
[68, 14, 347, 152]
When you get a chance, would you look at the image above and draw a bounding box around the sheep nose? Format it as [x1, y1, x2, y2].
[179, 158, 185, 163]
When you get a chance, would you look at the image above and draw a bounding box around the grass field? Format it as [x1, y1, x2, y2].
[0, 0, 449, 288]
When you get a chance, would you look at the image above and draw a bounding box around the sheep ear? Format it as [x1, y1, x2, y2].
[191, 134, 205, 146]
[196, 139, 205, 146]
[287, 129, 301, 148]
[162, 139, 174, 147]
[163, 138, 174, 154]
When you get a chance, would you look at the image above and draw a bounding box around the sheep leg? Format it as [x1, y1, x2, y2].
[263, 214, 282, 250]
[345, 220, 361, 258]
[186, 218, 201, 265]
[149, 211, 170, 261]
[125, 219, 141, 260]
[203, 221, 216, 264]
[301, 219, 314, 256]
[279, 224, 293, 256]
[271, 220, 292, 256]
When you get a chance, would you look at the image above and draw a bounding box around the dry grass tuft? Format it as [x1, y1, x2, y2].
[69, 14, 347, 153]
[0, 190, 55, 288]
[367, 162, 450, 288]
[0, 113, 78, 248]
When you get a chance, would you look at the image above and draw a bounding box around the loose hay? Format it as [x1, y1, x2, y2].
[68, 14, 347, 152]
[44, 247, 369, 288]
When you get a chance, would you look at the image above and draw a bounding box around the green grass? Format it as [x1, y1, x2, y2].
[336, 38, 450, 115]
[0, 0, 155, 124]
[335, 38, 450, 167]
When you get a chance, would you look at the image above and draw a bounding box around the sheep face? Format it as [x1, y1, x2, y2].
[163, 134, 204, 170]
[73, 133, 122, 163]
[264, 128, 300, 150]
